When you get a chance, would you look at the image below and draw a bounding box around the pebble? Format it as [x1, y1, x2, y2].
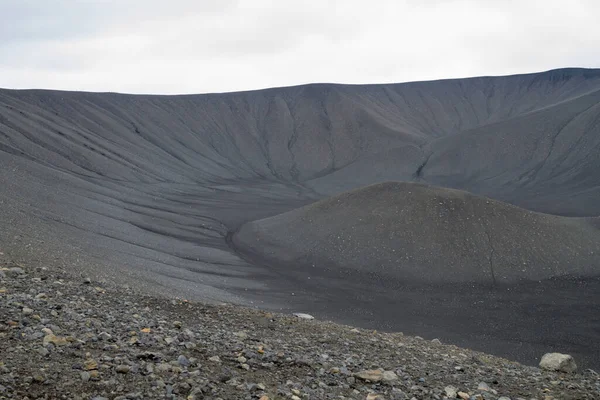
[177, 354, 190, 366]
[382, 370, 398, 384]
[116, 365, 131, 374]
[84, 359, 99, 370]
[477, 382, 490, 392]
[80, 371, 91, 382]
[355, 369, 383, 383]
[445, 386, 458, 398]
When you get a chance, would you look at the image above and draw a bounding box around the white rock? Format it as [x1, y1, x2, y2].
[539, 353, 577, 373]
[477, 382, 491, 392]
[293, 313, 314, 320]
[444, 386, 458, 398]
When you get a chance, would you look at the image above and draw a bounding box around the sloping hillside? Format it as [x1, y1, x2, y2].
[1, 68, 600, 368]
[233, 181, 600, 285]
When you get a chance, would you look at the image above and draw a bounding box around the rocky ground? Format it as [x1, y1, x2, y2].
[1, 256, 599, 400]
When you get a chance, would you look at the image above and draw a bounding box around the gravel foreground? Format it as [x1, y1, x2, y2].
[1, 258, 599, 400]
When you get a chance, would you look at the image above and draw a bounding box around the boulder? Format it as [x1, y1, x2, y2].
[293, 313, 314, 320]
[539, 353, 577, 373]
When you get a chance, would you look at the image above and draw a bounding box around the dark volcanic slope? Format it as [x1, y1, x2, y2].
[1, 68, 600, 367]
[233, 182, 600, 285]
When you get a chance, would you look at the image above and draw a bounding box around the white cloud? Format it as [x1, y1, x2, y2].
[0, 0, 598, 94]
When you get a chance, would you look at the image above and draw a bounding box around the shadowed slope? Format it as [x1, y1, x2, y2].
[233, 182, 600, 285]
[422, 86, 600, 216]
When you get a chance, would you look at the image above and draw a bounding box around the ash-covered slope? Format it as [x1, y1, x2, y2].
[1, 67, 600, 198]
[233, 182, 600, 285]
[2, 68, 600, 368]
[0, 68, 598, 296]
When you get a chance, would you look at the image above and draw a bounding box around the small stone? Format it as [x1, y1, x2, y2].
[367, 394, 385, 400]
[22, 307, 33, 315]
[539, 353, 577, 373]
[234, 331, 248, 340]
[83, 277, 92, 284]
[293, 313, 314, 320]
[241, 363, 250, 370]
[209, 355, 221, 362]
[84, 359, 98, 371]
[477, 382, 490, 392]
[259, 396, 270, 400]
[354, 369, 383, 383]
[173, 321, 182, 329]
[36, 347, 49, 357]
[457, 392, 470, 400]
[382, 370, 398, 384]
[35, 293, 47, 300]
[431, 338, 442, 344]
[164, 337, 175, 345]
[497, 397, 511, 400]
[444, 386, 458, 398]
[7, 267, 25, 277]
[80, 371, 91, 382]
[291, 396, 301, 400]
[115, 365, 130, 374]
[43, 334, 71, 347]
[177, 355, 190, 367]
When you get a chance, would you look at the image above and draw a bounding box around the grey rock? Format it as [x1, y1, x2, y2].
[382, 370, 398, 384]
[80, 371, 91, 382]
[6, 267, 25, 277]
[116, 365, 131, 374]
[444, 386, 458, 398]
[177, 355, 190, 367]
[539, 353, 577, 373]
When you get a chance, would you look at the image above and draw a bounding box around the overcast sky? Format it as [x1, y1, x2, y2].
[1, 0, 599, 94]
